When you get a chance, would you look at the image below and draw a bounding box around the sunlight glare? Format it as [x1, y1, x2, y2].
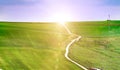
[48, 10, 72, 34]
[50, 12, 72, 25]
[58, 21, 65, 25]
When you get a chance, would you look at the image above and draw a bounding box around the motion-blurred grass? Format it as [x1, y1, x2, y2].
[0, 22, 81, 70]
[0, 21, 120, 70]
[67, 21, 120, 70]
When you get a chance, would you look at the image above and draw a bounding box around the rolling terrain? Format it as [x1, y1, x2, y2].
[0, 21, 120, 70]
[66, 21, 120, 70]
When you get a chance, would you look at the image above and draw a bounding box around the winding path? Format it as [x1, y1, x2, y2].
[65, 36, 88, 70]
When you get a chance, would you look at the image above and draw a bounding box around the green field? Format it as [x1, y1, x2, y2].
[67, 21, 120, 70]
[0, 21, 120, 70]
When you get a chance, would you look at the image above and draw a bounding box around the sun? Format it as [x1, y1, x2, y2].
[49, 12, 72, 25]
[58, 21, 65, 25]
[53, 14, 67, 25]
[48, 11, 72, 34]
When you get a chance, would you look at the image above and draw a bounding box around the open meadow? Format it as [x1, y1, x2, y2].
[67, 21, 120, 70]
[0, 21, 120, 70]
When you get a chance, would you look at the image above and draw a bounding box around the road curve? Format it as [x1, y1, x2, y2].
[65, 36, 88, 70]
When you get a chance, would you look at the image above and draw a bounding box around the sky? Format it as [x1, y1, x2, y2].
[0, 0, 120, 22]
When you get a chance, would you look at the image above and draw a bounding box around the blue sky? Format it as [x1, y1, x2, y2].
[0, 0, 120, 22]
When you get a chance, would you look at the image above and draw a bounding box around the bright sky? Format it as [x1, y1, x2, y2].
[0, 0, 120, 22]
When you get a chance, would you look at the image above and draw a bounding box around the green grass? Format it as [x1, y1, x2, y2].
[0, 22, 81, 70]
[0, 20, 120, 70]
[69, 37, 120, 70]
[67, 21, 120, 70]
[66, 21, 120, 37]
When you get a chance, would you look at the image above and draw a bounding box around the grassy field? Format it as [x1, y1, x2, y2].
[0, 22, 81, 70]
[0, 21, 120, 70]
[66, 21, 120, 70]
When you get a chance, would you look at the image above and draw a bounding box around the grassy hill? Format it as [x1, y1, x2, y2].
[66, 20, 120, 70]
[66, 21, 120, 37]
[0, 21, 120, 70]
[0, 22, 81, 70]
